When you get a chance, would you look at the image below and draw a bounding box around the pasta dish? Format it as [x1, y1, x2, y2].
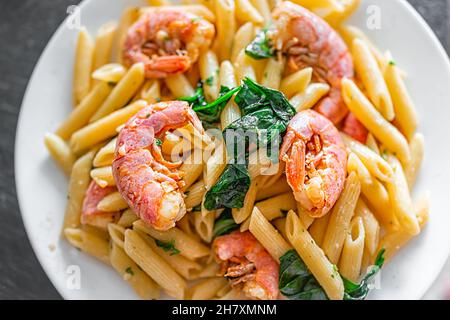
[44, 0, 428, 300]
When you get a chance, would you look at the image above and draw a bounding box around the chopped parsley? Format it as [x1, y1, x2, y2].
[205, 76, 214, 86]
[155, 239, 180, 256]
[155, 138, 163, 146]
[125, 267, 134, 276]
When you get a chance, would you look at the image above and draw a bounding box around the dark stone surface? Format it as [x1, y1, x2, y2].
[0, 0, 448, 300]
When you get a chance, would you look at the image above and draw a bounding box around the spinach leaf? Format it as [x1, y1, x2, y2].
[213, 208, 239, 237]
[203, 163, 251, 211]
[179, 82, 238, 125]
[343, 249, 385, 300]
[279, 250, 329, 300]
[245, 28, 275, 60]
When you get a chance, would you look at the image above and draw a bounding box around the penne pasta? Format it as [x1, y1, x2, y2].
[286, 211, 344, 300]
[70, 100, 147, 154]
[73, 27, 94, 105]
[117, 209, 139, 228]
[255, 177, 291, 201]
[342, 78, 411, 165]
[90, 63, 145, 122]
[249, 207, 292, 261]
[365, 133, 380, 155]
[250, 0, 271, 21]
[386, 154, 420, 235]
[110, 242, 160, 299]
[62, 151, 95, 230]
[280, 67, 313, 98]
[231, 22, 254, 63]
[185, 179, 205, 209]
[255, 192, 297, 221]
[338, 216, 365, 282]
[92, 63, 126, 83]
[234, 49, 257, 82]
[406, 133, 425, 189]
[180, 152, 204, 191]
[354, 199, 380, 256]
[322, 172, 361, 264]
[133, 219, 210, 260]
[92, 22, 117, 72]
[199, 50, 220, 101]
[214, 0, 236, 61]
[219, 61, 241, 129]
[64, 227, 110, 264]
[235, 0, 264, 24]
[44, 133, 76, 176]
[289, 83, 330, 112]
[90, 166, 115, 188]
[261, 58, 285, 90]
[297, 204, 315, 229]
[93, 137, 117, 167]
[97, 191, 128, 212]
[384, 51, 418, 141]
[193, 211, 215, 243]
[309, 214, 330, 247]
[111, 7, 139, 63]
[232, 177, 260, 224]
[203, 142, 227, 190]
[56, 82, 113, 140]
[166, 73, 195, 98]
[189, 277, 229, 300]
[124, 229, 186, 299]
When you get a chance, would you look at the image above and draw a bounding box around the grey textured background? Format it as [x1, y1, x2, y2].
[0, 0, 449, 300]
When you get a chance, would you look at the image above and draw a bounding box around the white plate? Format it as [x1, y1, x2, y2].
[15, 0, 450, 300]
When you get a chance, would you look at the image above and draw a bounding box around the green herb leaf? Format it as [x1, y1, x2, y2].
[192, 204, 202, 212]
[205, 76, 214, 86]
[155, 138, 162, 146]
[125, 267, 134, 276]
[343, 249, 385, 300]
[204, 163, 251, 210]
[389, 60, 396, 66]
[245, 28, 275, 60]
[155, 239, 181, 256]
[279, 250, 328, 300]
[213, 208, 239, 237]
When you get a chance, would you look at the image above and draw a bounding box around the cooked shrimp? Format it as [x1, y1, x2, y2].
[213, 231, 279, 300]
[342, 113, 368, 143]
[272, 1, 353, 124]
[81, 181, 119, 229]
[123, 9, 215, 78]
[280, 110, 347, 218]
[112, 101, 204, 231]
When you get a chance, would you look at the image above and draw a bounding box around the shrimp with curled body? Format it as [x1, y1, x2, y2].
[272, 1, 367, 141]
[213, 231, 279, 300]
[280, 110, 347, 218]
[112, 101, 204, 231]
[123, 8, 215, 78]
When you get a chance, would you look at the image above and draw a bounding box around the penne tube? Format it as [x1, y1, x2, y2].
[341, 133, 393, 182]
[117, 209, 139, 228]
[193, 211, 215, 243]
[261, 58, 285, 90]
[189, 277, 229, 300]
[108, 223, 126, 249]
[56, 82, 113, 140]
[185, 180, 205, 209]
[93, 137, 117, 167]
[406, 133, 424, 189]
[73, 27, 94, 105]
[92, 22, 117, 72]
[90, 63, 145, 122]
[346, 152, 392, 225]
[322, 172, 361, 264]
[203, 142, 227, 190]
[214, 0, 236, 61]
[124, 229, 186, 299]
[133, 219, 210, 260]
[280, 67, 313, 98]
[62, 151, 95, 230]
[297, 204, 315, 229]
[140, 80, 161, 104]
[141, 5, 216, 23]
[180, 152, 204, 191]
[97, 191, 128, 212]
[384, 51, 418, 141]
[92, 63, 127, 83]
[219, 61, 241, 129]
[166, 73, 195, 98]
[324, 0, 360, 26]
[64, 227, 110, 264]
[137, 230, 203, 280]
[111, 7, 140, 63]
[289, 83, 330, 112]
[386, 154, 420, 235]
[255, 192, 297, 221]
[352, 39, 394, 121]
[365, 133, 380, 155]
[272, 217, 288, 241]
[240, 216, 251, 232]
[234, 49, 256, 82]
[110, 241, 160, 299]
[342, 78, 411, 165]
[44, 133, 76, 176]
[309, 214, 330, 247]
[231, 22, 254, 63]
[338, 216, 365, 282]
[255, 178, 291, 201]
[249, 207, 292, 261]
[250, 0, 271, 21]
[232, 177, 260, 224]
[235, 0, 264, 24]
[90, 166, 115, 188]
[286, 211, 344, 300]
[198, 50, 220, 101]
[70, 100, 147, 154]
